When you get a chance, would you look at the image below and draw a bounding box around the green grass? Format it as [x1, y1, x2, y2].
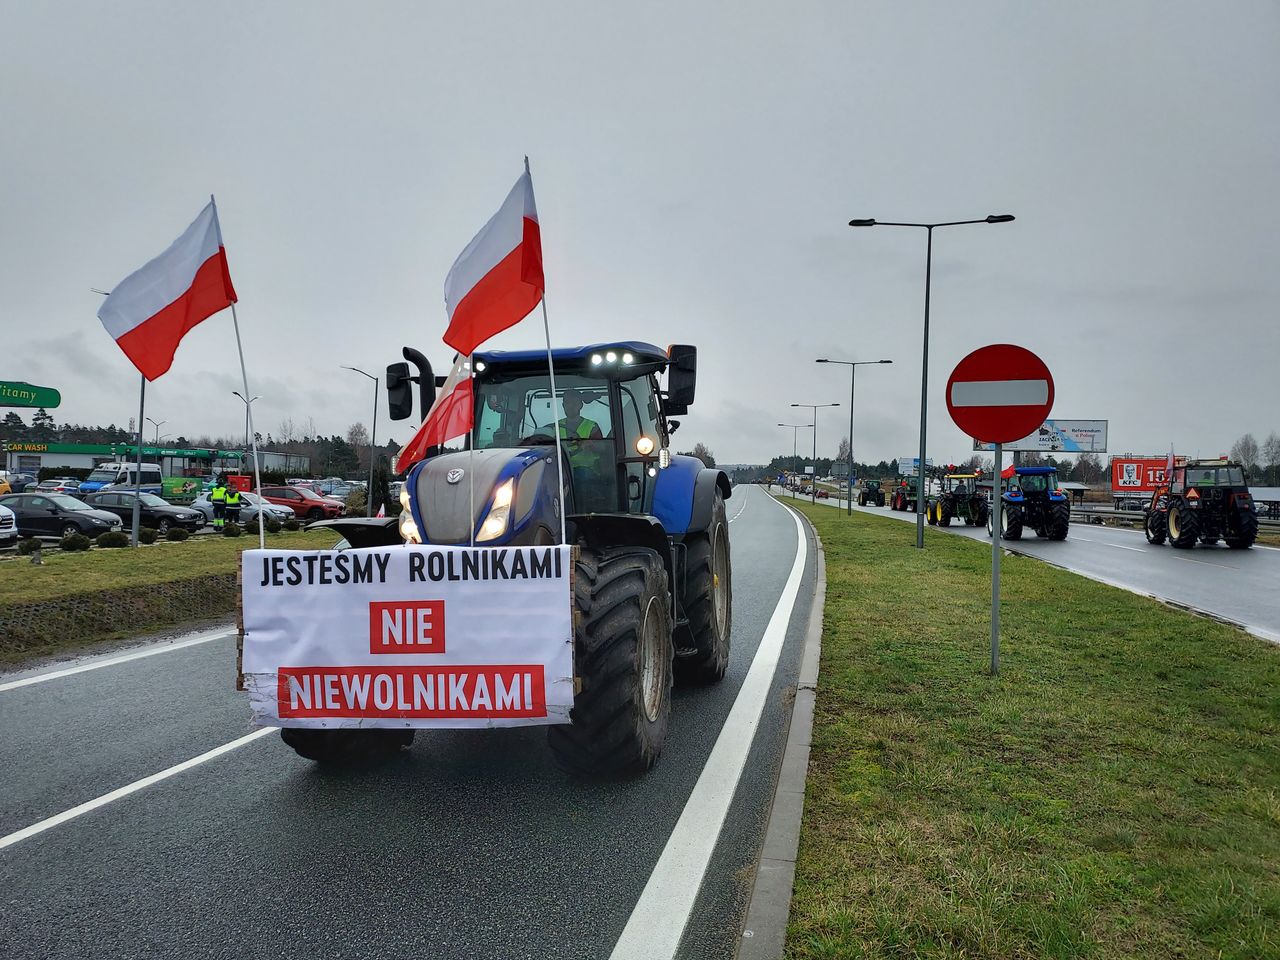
[784, 500, 1280, 960]
[0, 529, 340, 606]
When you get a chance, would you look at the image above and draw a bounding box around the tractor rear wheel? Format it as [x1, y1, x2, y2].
[974, 500, 989, 527]
[1226, 510, 1258, 549]
[1046, 502, 1070, 540]
[926, 501, 937, 526]
[548, 547, 672, 776]
[1167, 503, 1199, 548]
[938, 500, 952, 527]
[1145, 510, 1167, 545]
[676, 494, 732, 685]
[1002, 504, 1024, 540]
[876, 492, 885, 507]
[281, 728, 415, 764]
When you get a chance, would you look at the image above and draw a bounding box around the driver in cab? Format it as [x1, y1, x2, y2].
[558, 389, 604, 446]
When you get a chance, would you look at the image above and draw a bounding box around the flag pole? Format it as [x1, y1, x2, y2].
[468, 352, 476, 548]
[210, 194, 265, 550]
[526, 157, 567, 544]
[132, 374, 145, 547]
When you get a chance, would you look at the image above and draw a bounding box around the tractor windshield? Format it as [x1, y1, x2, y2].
[1185, 466, 1245, 487]
[1017, 474, 1057, 493]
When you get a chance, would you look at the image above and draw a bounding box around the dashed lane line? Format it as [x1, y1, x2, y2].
[0, 727, 275, 852]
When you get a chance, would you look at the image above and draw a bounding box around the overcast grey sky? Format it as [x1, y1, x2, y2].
[3, 2, 1277, 466]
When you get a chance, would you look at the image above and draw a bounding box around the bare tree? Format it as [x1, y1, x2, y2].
[1261, 432, 1280, 483]
[835, 436, 851, 462]
[1231, 433, 1260, 477]
[1073, 452, 1105, 484]
[684, 442, 716, 468]
[277, 417, 296, 445]
[347, 423, 370, 469]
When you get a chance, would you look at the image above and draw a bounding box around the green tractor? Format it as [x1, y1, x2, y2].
[857, 478, 885, 507]
[1144, 459, 1257, 549]
[926, 473, 988, 527]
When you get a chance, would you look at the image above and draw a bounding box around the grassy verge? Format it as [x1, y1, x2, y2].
[0, 529, 339, 606]
[784, 500, 1280, 959]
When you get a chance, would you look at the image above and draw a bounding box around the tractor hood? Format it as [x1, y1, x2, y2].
[408, 448, 553, 545]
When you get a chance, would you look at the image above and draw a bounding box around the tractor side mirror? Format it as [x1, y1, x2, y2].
[666, 345, 697, 415]
[386, 362, 414, 421]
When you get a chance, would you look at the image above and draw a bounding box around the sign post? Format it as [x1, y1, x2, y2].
[946, 344, 1054, 676]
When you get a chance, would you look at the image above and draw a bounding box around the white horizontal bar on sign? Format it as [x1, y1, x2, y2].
[950, 379, 1048, 407]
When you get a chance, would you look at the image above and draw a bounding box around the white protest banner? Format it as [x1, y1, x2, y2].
[240, 545, 574, 730]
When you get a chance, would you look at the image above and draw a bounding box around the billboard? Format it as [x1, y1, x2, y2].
[973, 419, 1107, 453]
[1110, 457, 1178, 495]
[897, 457, 933, 476]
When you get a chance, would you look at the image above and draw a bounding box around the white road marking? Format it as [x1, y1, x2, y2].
[0, 727, 274, 851]
[1105, 542, 1146, 553]
[610, 488, 808, 960]
[0, 627, 232, 693]
[728, 490, 750, 523]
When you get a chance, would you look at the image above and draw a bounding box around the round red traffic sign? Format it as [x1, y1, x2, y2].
[946, 344, 1054, 444]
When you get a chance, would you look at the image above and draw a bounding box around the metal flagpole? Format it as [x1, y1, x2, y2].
[132, 375, 145, 547]
[468, 353, 476, 548]
[526, 156, 567, 544]
[210, 194, 265, 550]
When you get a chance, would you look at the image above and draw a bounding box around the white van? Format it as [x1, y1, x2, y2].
[79, 462, 164, 495]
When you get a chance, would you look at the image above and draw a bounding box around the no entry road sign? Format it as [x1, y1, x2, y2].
[946, 344, 1053, 444]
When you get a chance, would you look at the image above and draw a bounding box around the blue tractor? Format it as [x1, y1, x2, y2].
[986, 465, 1070, 541]
[300, 342, 732, 775]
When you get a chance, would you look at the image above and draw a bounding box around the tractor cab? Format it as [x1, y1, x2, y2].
[1006, 466, 1064, 499]
[941, 473, 979, 497]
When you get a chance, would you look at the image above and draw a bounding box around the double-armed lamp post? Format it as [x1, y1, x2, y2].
[341, 366, 380, 517]
[790, 403, 839, 504]
[816, 358, 891, 515]
[777, 422, 813, 497]
[848, 214, 1014, 547]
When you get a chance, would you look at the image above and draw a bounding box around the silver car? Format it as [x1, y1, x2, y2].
[190, 491, 295, 524]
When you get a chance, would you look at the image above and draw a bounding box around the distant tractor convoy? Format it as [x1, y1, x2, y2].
[857, 478, 885, 507]
[1144, 459, 1258, 549]
[926, 473, 988, 527]
[889, 475, 920, 512]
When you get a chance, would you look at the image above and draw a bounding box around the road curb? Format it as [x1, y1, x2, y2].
[737, 500, 824, 960]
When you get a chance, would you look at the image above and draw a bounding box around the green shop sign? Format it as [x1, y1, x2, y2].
[0, 381, 61, 409]
[0, 440, 248, 460]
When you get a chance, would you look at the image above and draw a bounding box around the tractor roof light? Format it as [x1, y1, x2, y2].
[474, 361, 487, 372]
[606, 351, 618, 363]
[591, 354, 603, 366]
[622, 352, 634, 364]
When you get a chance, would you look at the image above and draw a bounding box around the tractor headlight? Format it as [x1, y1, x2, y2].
[659, 448, 671, 469]
[477, 478, 516, 542]
[399, 486, 412, 512]
[399, 511, 421, 543]
[636, 436, 655, 456]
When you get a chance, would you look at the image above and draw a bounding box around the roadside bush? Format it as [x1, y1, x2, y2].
[242, 517, 260, 535]
[138, 526, 159, 545]
[265, 517, 282, 534]
[284, 518, 301, 531]
[95, 531, 131, 549]
[223, 522, 243, 538]
[166, 527, 190, 542]
[345, 488, 367, 515]
[17, 537, 42, 555]
[60, 533, 92, 552]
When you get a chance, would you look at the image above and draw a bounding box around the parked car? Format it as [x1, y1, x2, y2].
[190, 491, 295, 525]
[82, 491, 205, 535]
[0, 502, 17, 549]
[0, 472, 38, 493]
[33, 477, 84, 495]
[0, 493, 123, 539]
[258, 485, 346, 521]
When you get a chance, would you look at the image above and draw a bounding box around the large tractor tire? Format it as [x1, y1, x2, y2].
[1145, 510, 1167, 545]
[1226, 510, 1258, 549]
[876, 492, 885, 507]
[938, 500, 952, 527]
[1001, 504, 1024, 540]
[676, 494, 732, 685]
[1167, 502, 1199, 549]
[548, 547, 672, 776]
[281, 728, 415, 764]
[926, 501, 938, 526]
[1046, 502, 1070, 541]
[973, 499, 989, 527]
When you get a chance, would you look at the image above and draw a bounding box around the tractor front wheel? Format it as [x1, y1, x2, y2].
[1046, 502, 1070, 540]
[676, 494, 732, 685]
[1145, 511, 1167, 545]
[548, 547, 672, 776]
[1226, 510, 1258, 549]
[281, 728, 415, 764]
[1168, 504, 1199, 548]
[1002, 504, 1024, 540]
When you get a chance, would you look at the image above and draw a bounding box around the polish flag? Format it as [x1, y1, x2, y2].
[1001, 463, 1016, 479]
[393, 356, 475, 471]
[442, 170, 544, 356]
[97, 202, 237, 381]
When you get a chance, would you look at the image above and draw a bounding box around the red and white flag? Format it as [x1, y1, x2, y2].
[97, 202, 237, 380]
[393, 356, 475, 471]
[442, 170, 544, 356]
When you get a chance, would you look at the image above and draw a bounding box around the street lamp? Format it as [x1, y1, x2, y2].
[816, 358, 892, 516]
[791, 403, 840, 504]
[231, 391, 260, 479]
[146, 417, 167, 446]
[341, 366, 379, 517]
[777, 422, 813, 498]
[849, 213, 1014, 547]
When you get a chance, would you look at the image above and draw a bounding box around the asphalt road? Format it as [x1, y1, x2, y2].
[791, 488, 1280, 643]
[0, 484, 816, 960]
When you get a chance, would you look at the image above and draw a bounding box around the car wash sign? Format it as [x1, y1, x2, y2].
[240, 545, 574, 730]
